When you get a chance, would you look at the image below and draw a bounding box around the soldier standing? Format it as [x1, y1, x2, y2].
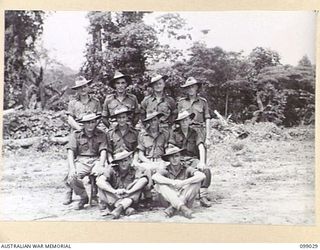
[177, 76, 212, 207]
[102, 71, 139, 128]
[63, 76, 102, 205]
[140, 74, 177, 132]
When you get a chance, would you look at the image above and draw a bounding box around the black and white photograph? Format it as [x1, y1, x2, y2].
[1, 10, 316, 224]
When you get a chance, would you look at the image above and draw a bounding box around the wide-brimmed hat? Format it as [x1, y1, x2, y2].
[180, 77, 201, 88]
[148, 74, 168, 86]
[110, 106, 132, 119]
[77, 113, 101, 123]
[112, 150, 134, 163]
[71, 76, 93, 90]
[143, 111, 164, 122]
[175, 110, 195, 122]
[162, 145, 184, 160]
[109, 71, 132, 88]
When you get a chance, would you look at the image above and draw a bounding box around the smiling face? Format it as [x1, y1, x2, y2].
[83, 119, 99, 134]
[179, 115, 192, 129]
[152, 78, 165, 93]
[114, 78, 128, 94]
[168, 152, 181, 166]
[149, 115, 160, 130]
[77, 84, 90, 96]
[116, 113, 128, 127]
[186, 84, 199, 96]
[117, 156, 132, 172]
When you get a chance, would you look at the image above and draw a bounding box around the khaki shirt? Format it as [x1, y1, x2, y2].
[102, 93, 139, 124]
[157, 163, 197, 180]
[107, 125, 138, 153]
[177, 96, 210, 124]
[141, 94, 177, 125]
[103, 166, 147, 189]
[67, 97, 102, 120]
[67, 129, 109, 157]
[137, 129, 169, 159]
[169, 126, 204, 158]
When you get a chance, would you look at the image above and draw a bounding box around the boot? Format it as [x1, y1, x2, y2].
[62, 191, 73, 205]
[125, 207, 136, 216]
[75, 196, 89, 210]
[179, 205, 194, 219]
[164, 206, 176, 218]
[200, 197, 211, 207]
[109, 205, 124, 220]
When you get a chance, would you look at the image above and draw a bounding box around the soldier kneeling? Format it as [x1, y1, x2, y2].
[152, 145, 205, 219]
[96, 150, 148, 219]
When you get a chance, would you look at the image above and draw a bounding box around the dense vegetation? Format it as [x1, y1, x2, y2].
[4, 11, 315, 126]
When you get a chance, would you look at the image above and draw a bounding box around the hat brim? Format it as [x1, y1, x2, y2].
[162, 148, 185, 160]
[112, 151, 134, 163]
[110, 110, 133, 119]
[71, 79, 93, 90]
[77, 114, 102, 123]
[110, 75, 132, 88]
[143, 113, 164, 122]
[180, 81, 201, 88]
[175, 113, 195, 122]
[148, 75, 168, 86]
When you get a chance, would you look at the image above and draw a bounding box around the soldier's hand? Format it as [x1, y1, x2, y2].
[173, 180, 185, 190]
[115, 189, 127, 196]
[196, 162, 206, 170]
[67, 169, 77, 182]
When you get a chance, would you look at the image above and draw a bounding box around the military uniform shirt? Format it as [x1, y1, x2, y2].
[67, 129, 109, 157]
[137, 129, 169, 159]
[141, 94, 177, 125]
[108, 125, 138, 153]
[157, 163, 197, 180]
[103, 166, 147, 189]
[169, 126, 204, 158]
[67, 97, 102, 120]
[102, 93, 139, 122]
[177, 96, 210, 124]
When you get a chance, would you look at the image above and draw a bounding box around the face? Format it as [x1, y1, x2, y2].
[179, 116, 191, 128]
[83, 119, 99, 133]
[149, 116, 160, 129]
[169, 152, 181, 166]
[77, 85, 90, 96]
[114, 78, 128, 93]
[116, 113, 128, 127]
[152, 79, 165, 93]
[186, 84, 199, 96]
[118, 156, 132, 172]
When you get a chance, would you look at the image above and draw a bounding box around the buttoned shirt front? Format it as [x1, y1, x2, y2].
[67, 96, 102, 120]
[108, 124, 138, 153]
[103, 166, 146, 189]
[141, 94, 177, 125]
[137, 129, 169, 159]
[67, 129, 109, 157]
[157, 163, 197, 180]
[102, 93, 139, 122]
[169, 126, 204, 158]
[177, 96, 210, 124]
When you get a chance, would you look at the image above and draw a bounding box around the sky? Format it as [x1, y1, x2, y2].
[42, 11, 316, 72]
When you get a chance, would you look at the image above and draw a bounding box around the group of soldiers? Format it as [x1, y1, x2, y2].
[64, 70, 213, 219]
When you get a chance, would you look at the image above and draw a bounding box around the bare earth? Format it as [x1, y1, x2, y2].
[0, 126, 315, 225]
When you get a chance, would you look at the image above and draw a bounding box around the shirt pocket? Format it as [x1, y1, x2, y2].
[79, 139, 89, 152]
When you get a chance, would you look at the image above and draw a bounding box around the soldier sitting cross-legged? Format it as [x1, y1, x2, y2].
[96, 150, 149, 220]
[152, 145, 206, 219]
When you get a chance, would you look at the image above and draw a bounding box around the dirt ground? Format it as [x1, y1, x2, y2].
[0, 125, 315, 225]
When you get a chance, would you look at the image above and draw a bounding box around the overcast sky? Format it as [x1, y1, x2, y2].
[42, 11, 316, 72]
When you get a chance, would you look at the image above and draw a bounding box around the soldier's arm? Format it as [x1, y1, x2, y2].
[180, 170, 205, 186]
[96, 175, 117, 193]
[152, 172, 175, 186]
[125, 176, 148, 195]
[198, 143, 206, 169]
[138, 150, 152, 163]
[67, 115, 83, 130]
[101, 97, 111, 127]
